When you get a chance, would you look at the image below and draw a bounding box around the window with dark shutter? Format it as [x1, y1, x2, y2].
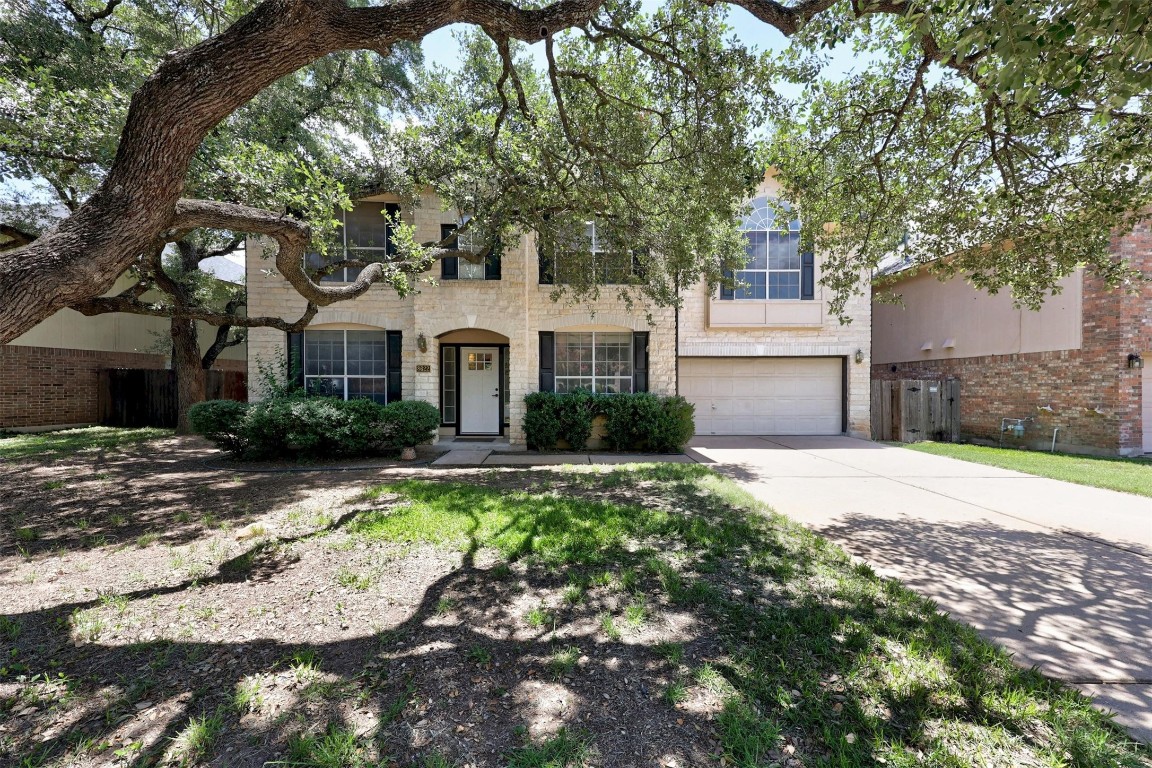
[440, 224, 459, 280]
[538, 332, 555, 391]
[386, 331, 403, 402]
[632, 332, 649, 393]
[287, 332, 304, 389]
[801, 251, 815, 300]
[485, 241, 502, 280]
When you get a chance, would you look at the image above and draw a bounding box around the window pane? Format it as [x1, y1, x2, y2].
[458, 257, 486, 280]
[743, 231, 767, 269]
[733, 271, 766, 300]
[593, 333, 632, 377]
[305, 376, 344, 398]
[555, 333, 593, 377]
[344, 203, 393, 250]
[768, 271, 801, 299]
[304, 330, 345, 376]
[441, 346, 456, 424]
[768, 231, 800, 270]
[347, 377, 388, 405]
[595, 376, 633, 394]
[346, 331, 387, 376]
[555, 377, 593, 394]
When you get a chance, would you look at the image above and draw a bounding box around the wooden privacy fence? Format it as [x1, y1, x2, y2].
[871, 378, 960, 443]
[98, 368, 247, 428]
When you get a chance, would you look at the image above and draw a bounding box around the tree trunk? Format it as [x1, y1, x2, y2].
[171, 317, 205, 435]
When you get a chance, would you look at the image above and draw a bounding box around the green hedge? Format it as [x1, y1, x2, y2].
[523, 392, 694, 452]
[189, 397, 440, 460]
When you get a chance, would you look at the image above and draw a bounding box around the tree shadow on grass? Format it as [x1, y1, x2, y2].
[2, 466, 1148, 768]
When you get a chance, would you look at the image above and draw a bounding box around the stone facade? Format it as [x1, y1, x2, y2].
[247, 187, 873, 444]
[872, 221, 1152, 456]
[0, 345, 244, 430]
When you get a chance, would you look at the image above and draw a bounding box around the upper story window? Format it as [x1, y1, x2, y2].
[306, 202, 400, 283]
[721, 196, 813, 301]
[540, 220, 639, 285]
[439, 222, 501, 281]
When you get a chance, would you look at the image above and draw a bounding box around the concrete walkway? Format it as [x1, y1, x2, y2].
[686, 435, 1152, 742]
[430, 449, 695, 466]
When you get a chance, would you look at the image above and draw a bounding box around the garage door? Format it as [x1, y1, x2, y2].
[679, 357, 843, 435]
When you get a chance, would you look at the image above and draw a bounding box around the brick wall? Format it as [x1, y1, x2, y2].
[0, 345, 245, 430]
[873, 222, 1152, 456]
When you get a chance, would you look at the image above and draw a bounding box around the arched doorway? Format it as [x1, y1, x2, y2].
[438, 329, 510, 435]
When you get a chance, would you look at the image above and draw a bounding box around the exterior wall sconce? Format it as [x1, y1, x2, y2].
[1128, 353, 1144, 369]
[854, 349, 864, 364]
[417, 334, 428, 353]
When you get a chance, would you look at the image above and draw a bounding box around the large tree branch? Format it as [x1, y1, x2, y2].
[72, 292, 318, 332]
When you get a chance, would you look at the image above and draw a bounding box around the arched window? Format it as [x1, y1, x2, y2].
[722, 196, 810, 301]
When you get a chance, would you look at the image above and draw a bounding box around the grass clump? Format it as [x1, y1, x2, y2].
[168, 710, 224, 765]
[285, 722, 373, 768]
[506, 727, 592, 768]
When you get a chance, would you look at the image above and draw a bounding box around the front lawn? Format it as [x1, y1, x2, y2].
[0, 425, 172, 461]
[903, 442, 1152, 498]
[2, 443, 1148, 767]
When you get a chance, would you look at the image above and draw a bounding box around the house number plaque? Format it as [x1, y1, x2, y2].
[416, 364, 432, 373]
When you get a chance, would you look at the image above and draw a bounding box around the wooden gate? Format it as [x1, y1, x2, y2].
[871, 378, 960, 443]
[98, 368, 247, 428]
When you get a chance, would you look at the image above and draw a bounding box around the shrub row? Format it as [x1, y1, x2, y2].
[523, 391, 694, 453]
[189, 397, 440, 460]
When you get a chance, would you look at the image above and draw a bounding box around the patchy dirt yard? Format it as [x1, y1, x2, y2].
[2, 433, 1149, 768]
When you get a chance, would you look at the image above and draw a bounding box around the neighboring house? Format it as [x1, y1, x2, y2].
[872, 221, 1152, 456]
[245, 175, 872, 445]
[0, 234, 247, 430]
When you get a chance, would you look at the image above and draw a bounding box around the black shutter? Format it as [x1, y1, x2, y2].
[801, 251, 815, 300]
[631, 249, 647, 280]
[538, 332, 555, 392]
[720, 270, 735, 301]
[440, 224, 458, 280]
[385, 203, 401, 257]
[485, 238, 502, 280]
[386, 330, 402, 402]
[539, 251, 554, 285]
[287, 332, 305, 390]
[632, 332, 649, 393]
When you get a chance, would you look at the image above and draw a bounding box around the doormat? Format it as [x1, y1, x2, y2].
[453, 437, 496, 443]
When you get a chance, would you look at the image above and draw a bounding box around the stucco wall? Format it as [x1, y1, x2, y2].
[9, 272, 247, 363]
[873, 269, 1082, 364]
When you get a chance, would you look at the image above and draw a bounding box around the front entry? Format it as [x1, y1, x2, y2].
[459, 347, 501, 434]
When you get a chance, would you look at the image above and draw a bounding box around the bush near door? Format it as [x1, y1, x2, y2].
[189, 397, 440, 460]
[523, 392, 695, 452]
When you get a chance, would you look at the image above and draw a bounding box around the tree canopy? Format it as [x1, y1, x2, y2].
[0, 0, 1148, 342]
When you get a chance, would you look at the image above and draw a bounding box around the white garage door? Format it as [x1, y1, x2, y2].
[679, 357, 843, 435]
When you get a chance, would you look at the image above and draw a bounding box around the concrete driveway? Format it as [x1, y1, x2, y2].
[686, 435, 1152, 742]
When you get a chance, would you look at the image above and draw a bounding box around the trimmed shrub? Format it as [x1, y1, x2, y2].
[524, 392, 695, 453]
[188, 400, 250, 456]
[191, 396, 440, 460]
[378, 400, 441, 451]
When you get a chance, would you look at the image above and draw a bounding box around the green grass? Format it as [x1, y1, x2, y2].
[904, 441, 1152, 497]
[0, 426, 172, 461]
[285, 722, 373, 768]
[352, 468, 1150, 768]
[506, 727, 592, 768]
[168, 710, 224, 765]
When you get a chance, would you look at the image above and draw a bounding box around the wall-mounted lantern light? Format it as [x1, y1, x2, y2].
[1128, 353, 1144, 370]
[417, 333, 428, 353]
[854, 349, 864, 364]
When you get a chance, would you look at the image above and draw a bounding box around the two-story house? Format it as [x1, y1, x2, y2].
[245, 176, 872, 444]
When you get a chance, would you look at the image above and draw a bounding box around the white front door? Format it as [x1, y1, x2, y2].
[459, 347, 501, 434]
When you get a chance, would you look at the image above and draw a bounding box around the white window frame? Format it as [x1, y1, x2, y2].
[726, 196, 803, 301]
[303, 329, 390, 403]
[554, 331, 634, 394]
[314, 204, 397, 283]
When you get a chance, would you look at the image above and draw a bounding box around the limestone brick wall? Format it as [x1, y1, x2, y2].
[244, 192, 674, 444]
[246, 188, 870, 442]
[677, 272, 873, 438]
